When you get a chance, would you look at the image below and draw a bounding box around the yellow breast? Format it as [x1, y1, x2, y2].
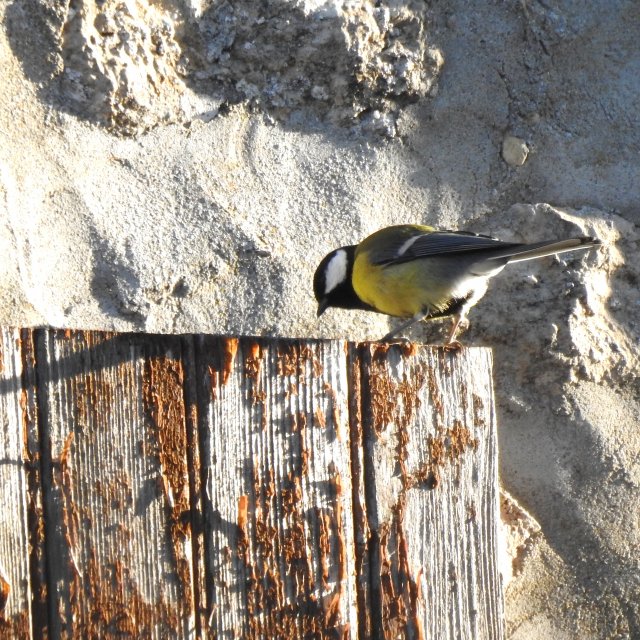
[351, 251, 453, 318]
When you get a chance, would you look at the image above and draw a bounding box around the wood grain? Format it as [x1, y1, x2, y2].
[356, 343, 504, 640]
[0, 328, 43, 639]
[34, 331, 195, 639]
[0, 330, 503, 639]
[193, 337, 357, 638]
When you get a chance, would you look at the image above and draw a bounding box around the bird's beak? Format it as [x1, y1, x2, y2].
[317, 298, 329, 317]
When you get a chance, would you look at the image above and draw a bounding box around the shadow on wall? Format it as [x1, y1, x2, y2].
[89, 237, 147, 328]
[4, 0, 442, 137]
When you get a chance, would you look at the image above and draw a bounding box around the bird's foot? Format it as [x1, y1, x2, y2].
[445, 313, 469, 346]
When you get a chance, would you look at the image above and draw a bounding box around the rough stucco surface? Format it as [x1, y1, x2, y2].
[1, 0, 639, 637]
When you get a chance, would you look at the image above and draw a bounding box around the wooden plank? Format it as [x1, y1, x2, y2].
[0, 328, 45, 640]
[346, 344, 373, 640]
[194, 337, 358, 637]
[179, 337, 209, 635]
[0, 329, 502, 638]
[34, 330, 196, 638]
[356, 343, 504, 640]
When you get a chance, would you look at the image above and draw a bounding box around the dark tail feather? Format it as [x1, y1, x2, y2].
[487, 237, 601, 264]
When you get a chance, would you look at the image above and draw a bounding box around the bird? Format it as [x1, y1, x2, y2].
[313, 224, 601, 345]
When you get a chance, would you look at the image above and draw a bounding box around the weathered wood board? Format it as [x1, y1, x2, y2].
[353, 343, 503, 640]
[0, 328, 46, 640]
[0, 329, 503, 640]
[194, 337, 356, 638]
[35, 331, 196, 638]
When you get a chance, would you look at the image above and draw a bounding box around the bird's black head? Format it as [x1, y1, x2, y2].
[314, 245, 372, 316]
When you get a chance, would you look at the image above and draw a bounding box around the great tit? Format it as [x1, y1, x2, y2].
[313, 224, 601, 344]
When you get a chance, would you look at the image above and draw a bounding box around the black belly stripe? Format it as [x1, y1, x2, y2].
[425, 295, 471, 320]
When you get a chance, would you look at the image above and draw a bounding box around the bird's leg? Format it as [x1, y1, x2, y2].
[444, 314, 469, 348]
[381, 310, 429, 342]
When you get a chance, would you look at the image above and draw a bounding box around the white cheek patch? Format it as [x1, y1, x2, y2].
[325, 249, 348, 294]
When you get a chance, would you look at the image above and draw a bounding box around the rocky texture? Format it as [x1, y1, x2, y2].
[1, 0, 639, 637]
[502, 135, 529, 167]
[499, 489, 542, 588]
[4, 0, 442, 135]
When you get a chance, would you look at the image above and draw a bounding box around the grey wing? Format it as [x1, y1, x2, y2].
[372, 231, 524, 266]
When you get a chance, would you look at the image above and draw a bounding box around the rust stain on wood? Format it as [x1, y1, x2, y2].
[347, 346, 372, 639]
[48, 423, 85, 632]
[53, 431, 81, 569]
[244, 342, 263, 380]
[277, 343, 323, 378]
[244, 343, 267, 428]
[302, 345, 324, 378]
[143, 356, 189, 519]
[78, 550, 180, 638]
[0, 332, 497, 638]
[460, 380, 469, 415]
[473, 393, 487, 427]
[382, 357, 428, 637]
[368, 350, 398, 437]
[142, 354, 193, 611]
[237, 495, 249, 534]
[322, 383, 343, 442]
[317, 510, 331, 592]
[0, 574, 9, 615]
[17, 330, 49, 637]
[94, 474, 134, 513]
[366, 344, 426, 436]
[225, 339, 350, 638]
[364, 346, 467, 637]
[207, 365, 218, 399]
[222, 338, 239, 385]
[398, 342, 419, 358]
[313, 406, 327, 429]
[75, 372, 110, 430]
[412, 420, 478, 490]
[377, 505, 425, 640]
[276, 344, 299, 376]
[332, 473, 347, 587]
[182, 344, 208, 637]
[242, 460, 339, 638]
[392, 498, 425, 640]
[245, 464, 283, 619]
[322, 471, 347, 629]
[291, 412, 309, 476]
[0, 611, 30, 639]
[448, 420, 478, 460]
[427, 367, 445, 423]
[19, 390, 33, 466]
